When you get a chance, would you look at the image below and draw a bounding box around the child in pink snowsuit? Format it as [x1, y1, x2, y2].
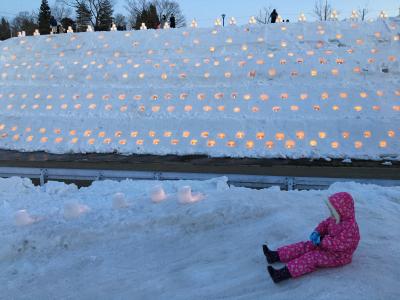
[263, 192, 360, 283]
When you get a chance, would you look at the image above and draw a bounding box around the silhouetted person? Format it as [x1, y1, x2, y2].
[269, 9, 278, 24]
[170, 14, 176, 28]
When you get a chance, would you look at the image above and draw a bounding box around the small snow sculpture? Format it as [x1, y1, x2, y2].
[249, 16, 257, 25]
[214, 18, 222, 27]
[140, 23, 147, 30]
[111, 23, 117, 31]
[67, 26, 74, 33]
[164, 22, 170, 29]
[379, 11, 388, 19]
[150, 185, 167, 203]
[112, 192, 130, 209]
[63, 202, 90, 219]
[14, 210, 41, 226]
[190, 19, 198, 28]
[87, 25, 93, 32]
[350, 10, 359, 21]
[229, 17, 237, 26]
[298, 13, 307, 22]
[33, 29, 40, 36]
[178, 186, 204, 204]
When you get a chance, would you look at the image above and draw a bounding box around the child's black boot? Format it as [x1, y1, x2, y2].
[267, 266, 292, 283]
[262, 244, 280, 264]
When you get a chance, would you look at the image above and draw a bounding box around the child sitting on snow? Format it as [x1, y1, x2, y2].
[263, 192, 360, 283]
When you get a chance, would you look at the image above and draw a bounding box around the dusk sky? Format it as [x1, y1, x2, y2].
[0, 0, 399, 26]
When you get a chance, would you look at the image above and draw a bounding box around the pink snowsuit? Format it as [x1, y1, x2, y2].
[277, 192, 360, 278]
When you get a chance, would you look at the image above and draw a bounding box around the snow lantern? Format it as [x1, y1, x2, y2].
[330, 10, 339, 21]
[33, 29, 40, 36]
[178, 186, 204, 204]
[229, 17, 237, 26]
[14, 210, 40, 226]
[63, 202, 90, 219]
[350, 10, 359, 21]
[298, 13, 307, 22]
[190, 19, 198, 28]
[379, 11, 388, 19]
[164, 22, 170, 29]
[67, 26, 73, 33]
[249, 16, 257, 25]
[150, 185, 167, 203]
[140, 23, 147, 30]
[276, 16, 283, 23]
[87, 25, 93, 32]
[112, 192, 129, 209]
[111, 23, 117, 31]
[214, 18, 222, 27]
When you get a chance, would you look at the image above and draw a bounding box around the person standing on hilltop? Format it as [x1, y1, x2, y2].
[269, 9, 278, 24]
[170, 14, 176, 28]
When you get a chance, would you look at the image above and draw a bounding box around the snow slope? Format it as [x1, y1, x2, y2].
[0, 177, 399, 299]
[0, 19, 399, 160]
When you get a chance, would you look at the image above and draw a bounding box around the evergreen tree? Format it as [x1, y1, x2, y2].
[97, 0, 114, 31]
[38, 0, 51, 34]
[133, 3, 159, 30]
[147, 4, 159, 29]
[76, 2, 91, 32]
[0, 17, 11, 40]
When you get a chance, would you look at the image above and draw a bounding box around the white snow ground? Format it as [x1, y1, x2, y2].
[1, 176, 399, 299]
[1, 19, 400, 160]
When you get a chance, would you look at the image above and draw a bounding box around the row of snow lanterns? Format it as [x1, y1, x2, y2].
[3, 130, 394, 152]
[24, 10, 392, 37]
[14, 187, 204, 226]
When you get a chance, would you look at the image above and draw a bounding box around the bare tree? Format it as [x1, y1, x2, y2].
[114, 13, 127, 30]
[52, 0, 73, 22]
[256, 6, 273, 24]
[154, 0, 185, 27]
[11, 11, 37, 36]
[62, 0, 115, 29]
[125, 0, 148, 28]
[125, 0, 185, 28]
[314, 0, 332, 21]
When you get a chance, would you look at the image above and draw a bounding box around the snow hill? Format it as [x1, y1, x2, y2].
[0, 19, 399, 160]
[0, 176, 399, 299]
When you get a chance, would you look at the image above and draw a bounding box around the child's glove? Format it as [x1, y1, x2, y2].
[310, 231, 321, 246]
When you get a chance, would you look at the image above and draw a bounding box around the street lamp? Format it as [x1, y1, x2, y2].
[222, 14, 226, 27]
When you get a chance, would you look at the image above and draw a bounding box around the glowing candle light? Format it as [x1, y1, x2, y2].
[67, 26, 73, 33]
[163, 22, 170, 29]
[87, 25, 93, 32]
[285, 140, 295, 149]
[33, 29, 40, 36]
[111, 23, 117, 31]
[140, 23, 147, 30]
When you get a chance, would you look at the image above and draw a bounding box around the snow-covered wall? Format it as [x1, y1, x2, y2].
[0, 19, 399, 160]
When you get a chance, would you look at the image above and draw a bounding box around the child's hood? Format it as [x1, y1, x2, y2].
[327, 192, 356, 222]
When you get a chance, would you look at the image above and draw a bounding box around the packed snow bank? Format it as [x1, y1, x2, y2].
[0, 177, 399, 299]
[0, 19, 400, 160]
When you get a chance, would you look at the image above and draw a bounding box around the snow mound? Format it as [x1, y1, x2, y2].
[0, 19, 399, 160]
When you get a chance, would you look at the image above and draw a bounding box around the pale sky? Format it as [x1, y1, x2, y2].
[0, 0, 399, 26]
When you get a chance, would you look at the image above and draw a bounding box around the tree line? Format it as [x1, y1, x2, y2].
[0, 0, 186, 40]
